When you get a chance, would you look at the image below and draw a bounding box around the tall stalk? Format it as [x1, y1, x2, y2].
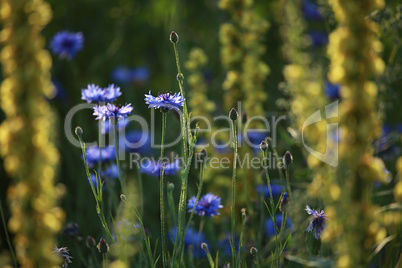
[159, 113, 167, 268]
[229, 108, 238, 268]
[113, 121, 125, 193]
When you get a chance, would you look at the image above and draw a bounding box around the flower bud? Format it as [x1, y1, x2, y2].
[283, 151, 293, 166]
[229, 108, 238, 121]
[75, 126, 83, 136]
[279, 192, 289, 212]
[63, 222, 79, 238]
[168, 182, 175, 191]
[170, 31, 179, 44]
[241, 111, 248, 124]
[97, 238, 109, 254]
[200, 149, 207, 161]
[201, 242, 209, 251]
[176, 73, 184, 82]
[86, 236, 96, 248]
[250, 247, 258, 255]
[259, 141, 268, 151]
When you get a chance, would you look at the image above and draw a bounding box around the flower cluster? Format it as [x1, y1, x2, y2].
[144, 91, 185, 111]
[50, 31, 84, 60]
[93, 103, 133, 121]
[305, 205, 327, 239]
[81, 84, 122, 103]
[83, 146, 116, 168]
[187, 193, 223, 217]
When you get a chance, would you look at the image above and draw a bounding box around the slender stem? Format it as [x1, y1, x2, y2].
[202, 243, 215, 268]
[173, 43, 189, 163]
[76, 133, 114, 243]
[278, 211, 287, 252]
[160, 113, 167, 268]
[183, 160, 205, 238]
[196, 218, 205, 258]
[113, 121, 124, 193]
[0, 199, 17, 267]
[285, 166, 292, 200]
[271, 147, 284, 181]
[262, 151, 276, 218]
[103, 253, 107, 268]
[231, 119, 238, 268]
[98, 121, 102, 174]
[262, 150, 279, 261]
[257, 184, 265, 250]
[136, 163, 144, 218]
[237, 209, 246, 268]
[167, 184, 177, 227]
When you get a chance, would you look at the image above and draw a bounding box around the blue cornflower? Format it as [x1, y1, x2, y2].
[301, 0, 323, 21]
[53, 246, 73, 267]
[305, 205, 327, 239]
[111, 66, 150, 84]
[308, 31, 329, 47]
[170, 227, 207, 258]
[325, 81, 340, 99]
[82, 84, 122, 103]
[50, 31, 84, 60]
[103, 164, 119, 179]
[93, 103, 133, 121]
[140, 159, 180, 177]
[51, 80, 68, 102]
[265, 214, 292, 237]
[187, 193, 223, 217]
[144, 91, 185, 111]
[256, 184, 283, 199]
[119, 130, 152, 155]
[84, 146, 116, 168]
[218, 235, 239, 257]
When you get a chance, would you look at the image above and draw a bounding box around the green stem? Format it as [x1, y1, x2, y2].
[196, 217, 205, 258]
[257, 183, 265, 250]
[278, 211, 287, 253]
[103, 253, 107, 268]
[183, 159, 205, 237]
[167, 184, 177, 227]
[231, 119, 238, 268]
[160, 113, 167, 268]
[237, 209, 246, 268]
[136, 163, 144, 218]
[262, 150, 279, 261]
[0, 199, 17, 267]
[113, 121, 124, 193]
[173, 43, 189, 163]
[285, 166, 292, 200]
[76, 132, 114, 243]
[202, 243, 215, 268]
[271, 147, 284, 181]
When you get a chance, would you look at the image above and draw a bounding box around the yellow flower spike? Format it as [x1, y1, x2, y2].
[219, 0, 269, 127]
[0, 0, 64, 266]
[394, 181, 402, 202]
[329, 184, 341, 201]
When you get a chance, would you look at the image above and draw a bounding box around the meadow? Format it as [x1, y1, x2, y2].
[0, 0, 401, 267]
